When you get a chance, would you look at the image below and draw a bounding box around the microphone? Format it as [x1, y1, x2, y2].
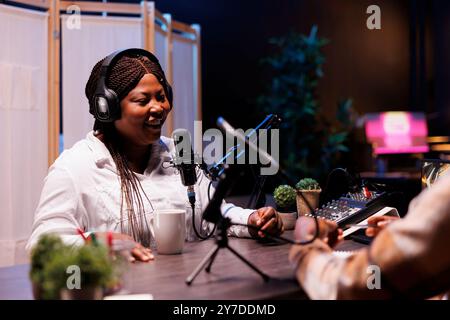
[204, 114, 281, 181]
[216, 117, 307, 192]
[203, 116, 283, 224]
[216, 117, 280, 175]
[172, 129, 197, 204]
[216, 116, 315, 211]
[172, 129, 214, 240]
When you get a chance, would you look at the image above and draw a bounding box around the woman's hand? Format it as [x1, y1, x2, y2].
[293, 216, 343, 248]
[248, 207, 284, 238]
[92, 232, 154, 263]
[365, 215, 399, 238]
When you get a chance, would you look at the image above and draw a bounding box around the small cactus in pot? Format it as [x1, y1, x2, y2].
[273, 185, 297, 230]
[296, 178, 321, 191]
[273, 185, 297, 212]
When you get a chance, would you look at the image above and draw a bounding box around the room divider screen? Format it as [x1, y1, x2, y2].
[0, 0, 202, 266]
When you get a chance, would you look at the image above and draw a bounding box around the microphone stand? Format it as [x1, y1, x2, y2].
[185, 219, 270, 285]
[246, 166, 267, 209]
[246, 115, 281, 209]
[204, 114, 281, 182]
[186, 116, 319, 286]
[185, 164, 270, 285]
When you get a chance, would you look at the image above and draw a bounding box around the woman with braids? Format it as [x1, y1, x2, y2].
[26, 49, 283, 262]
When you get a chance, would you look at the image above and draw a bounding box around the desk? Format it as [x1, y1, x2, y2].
[0, 232, 365, 300]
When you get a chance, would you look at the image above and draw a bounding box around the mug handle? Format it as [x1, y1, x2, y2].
[149, 216, 155, 238]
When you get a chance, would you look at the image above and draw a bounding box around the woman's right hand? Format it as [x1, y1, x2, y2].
[365, 215, 399, 238]
[92, 232, 154, 263]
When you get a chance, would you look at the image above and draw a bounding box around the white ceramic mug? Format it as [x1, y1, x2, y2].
[149, 209, 186, 254]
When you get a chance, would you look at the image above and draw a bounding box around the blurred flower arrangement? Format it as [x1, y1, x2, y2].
[29, 234, 125, 300]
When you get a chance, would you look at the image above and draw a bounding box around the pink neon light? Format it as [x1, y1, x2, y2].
[365, 112, 429, 155]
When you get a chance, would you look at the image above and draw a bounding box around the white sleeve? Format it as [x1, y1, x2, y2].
[26, 165, 88, 251]
[197, 171, 254, 238]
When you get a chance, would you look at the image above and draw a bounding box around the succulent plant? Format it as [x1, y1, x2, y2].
[296, 178, 321, 191]
[273, 185, 297, 210]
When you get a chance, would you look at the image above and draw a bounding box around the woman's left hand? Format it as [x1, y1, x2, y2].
[248, 207, 284, 238]
[93, 232, 154, 263]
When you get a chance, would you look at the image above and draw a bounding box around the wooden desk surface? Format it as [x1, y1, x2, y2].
[0, 232, 366, 300]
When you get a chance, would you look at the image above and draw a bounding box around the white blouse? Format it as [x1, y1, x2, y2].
[26, 131, 254, 251]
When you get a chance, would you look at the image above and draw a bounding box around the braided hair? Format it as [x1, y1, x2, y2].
[85, 53, 172, 247]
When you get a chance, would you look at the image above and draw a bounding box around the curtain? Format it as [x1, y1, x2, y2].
[155, 29, 168, 72]
[0, 4, 48, 266]
[61, 15, 143, 150]
[172, 35, 197, 136]
[154, 28, 170, 137]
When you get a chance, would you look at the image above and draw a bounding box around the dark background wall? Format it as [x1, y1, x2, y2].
[154, 0, 412, 128]
[151, 0, 450, 199]
[432, 0, 450, 134]
[152, 0, 450, 133]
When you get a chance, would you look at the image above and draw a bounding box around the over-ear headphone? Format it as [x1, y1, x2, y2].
[91, 48, 173, 123]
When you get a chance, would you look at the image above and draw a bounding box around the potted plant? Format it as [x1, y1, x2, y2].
[30, 234, 118, 300]
[58, 243, 115, 300]
[296, 178, 321, 216]
[273, 184, 297, 230]
[29, 234, 66, 299]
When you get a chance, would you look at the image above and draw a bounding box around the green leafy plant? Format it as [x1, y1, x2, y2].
[38, 246, 74, 299]
[296, 178, 321, 191]
[257, 25, 356, 180]
[29, 234, 66, 295]
[273, 184, 297, 211]
[30, 234, 118, 299]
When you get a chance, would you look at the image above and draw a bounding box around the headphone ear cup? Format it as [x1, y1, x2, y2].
[105, 88, 121, 121]
[92, 88, 120, 122]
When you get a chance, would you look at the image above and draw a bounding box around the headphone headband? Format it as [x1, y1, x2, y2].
[91, 48, 172, 123]
[99, 48, 162, 83]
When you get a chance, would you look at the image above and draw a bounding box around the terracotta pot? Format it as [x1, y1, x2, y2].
[60, 287, 104, 300]
[296, 190, 321, 216]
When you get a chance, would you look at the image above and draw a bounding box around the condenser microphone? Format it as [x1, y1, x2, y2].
[172, 129, 198, 205]
[172, 129, 213, 240]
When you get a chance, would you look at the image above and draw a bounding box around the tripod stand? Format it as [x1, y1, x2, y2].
[185, 217, 269, 285]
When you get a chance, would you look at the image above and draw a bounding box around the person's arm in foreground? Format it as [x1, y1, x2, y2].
[289, 173, 450, 299]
